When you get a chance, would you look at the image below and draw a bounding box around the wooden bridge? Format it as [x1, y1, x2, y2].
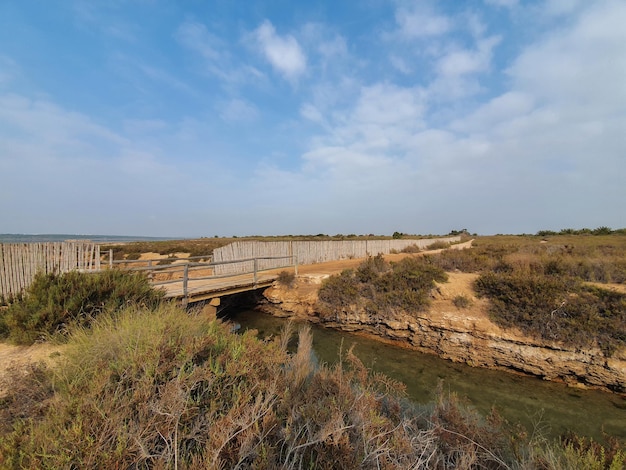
[112, 254, 297, 307]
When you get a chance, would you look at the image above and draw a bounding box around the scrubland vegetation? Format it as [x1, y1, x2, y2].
[1, 232, 625, 468]
[426, 234, 626, 357]
[2, 271, 624, 468]
[319, 232, 626, 358]
[0, 305, 514, 469]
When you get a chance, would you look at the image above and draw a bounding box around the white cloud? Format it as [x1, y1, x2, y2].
[436, 36, 500, 77]
[543, 0, 588, 17]
[352, 83, 425, 127]
[300, 103, 326, 126]
[508, 1, 626, 114]
[283, 2, 626, 234]
[252, 20, 307, 82]
[450, 92, 535, 134]
[395, 3, 452, 39]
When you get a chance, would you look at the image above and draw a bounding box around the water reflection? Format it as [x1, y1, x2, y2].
[224, 309, 626, 442]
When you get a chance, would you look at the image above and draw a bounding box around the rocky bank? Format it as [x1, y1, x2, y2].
[261, 272, 626, 394]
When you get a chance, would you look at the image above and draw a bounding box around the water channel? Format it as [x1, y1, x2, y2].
[223, 308, 626, 443]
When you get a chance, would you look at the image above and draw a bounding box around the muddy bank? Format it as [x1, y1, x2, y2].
[260, 274, 626, 394]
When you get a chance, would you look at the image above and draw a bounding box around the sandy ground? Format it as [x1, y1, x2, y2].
[0, 342, 63, 398]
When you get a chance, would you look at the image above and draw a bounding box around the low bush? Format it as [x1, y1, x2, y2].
[277, 270, 296, 288]
[474, 272, 626, 357]
[401, 243, 422, 253]
[426, 240, 451, 250]
[318, 256, 448, 320]
[1, 270, 163, 344]
[452, 295, 473, 309]
[317, 268, 360, 308]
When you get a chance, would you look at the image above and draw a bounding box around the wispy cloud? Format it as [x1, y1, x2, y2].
[0, 55, 20, 86]
[436, 36, 500, 77]
[218, 98, 259, 123]
[484, 0, 519, 8]
[394, 3, 452, 39]
[175, 20, 264, 86]
[251, 20, 307, 82]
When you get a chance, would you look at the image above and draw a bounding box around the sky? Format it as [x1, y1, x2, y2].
[0, 0, 624, 237]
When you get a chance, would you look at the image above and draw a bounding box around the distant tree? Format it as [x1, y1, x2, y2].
[592, 226, 613, 235]
[392, 231, 404, 239]
[536, 230, 557, 237]
[448, 229, 469, 236]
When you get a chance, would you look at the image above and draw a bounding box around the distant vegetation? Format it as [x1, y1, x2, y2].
[101, 233, 463, 261]
[536, 227, 626, 236]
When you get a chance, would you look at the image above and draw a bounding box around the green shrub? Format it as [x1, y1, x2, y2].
[356, 253, 389, 282]
[474, 272, 626, 357]
[318, 257, 447, 319]
[2, 270, 163, 344]
[0, 309, 8, 339]
[318, 269, 359, 309]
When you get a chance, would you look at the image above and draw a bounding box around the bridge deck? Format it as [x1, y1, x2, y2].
[158, 271, 280, 303]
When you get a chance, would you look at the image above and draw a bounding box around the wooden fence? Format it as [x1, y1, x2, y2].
[0, 242, 101, 299]
[212, 237, 460, 275]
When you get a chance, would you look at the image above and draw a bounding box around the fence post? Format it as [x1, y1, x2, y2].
[182, 264, 189, 307]
[148, 260, 153, 281]
[109, 249, 113, 269]
[253, 258, 258, 285]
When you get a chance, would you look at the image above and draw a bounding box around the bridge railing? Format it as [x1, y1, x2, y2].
[109, 254, 298, 302]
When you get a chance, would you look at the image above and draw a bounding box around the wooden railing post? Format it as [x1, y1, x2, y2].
[109, 249, 113, 269]
[253, 258, 258, 285]
[182, 264, 189, 306]
[147, 260, 153, 281]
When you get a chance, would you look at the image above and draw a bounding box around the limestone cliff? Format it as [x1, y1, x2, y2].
[262, 272, 626, 394]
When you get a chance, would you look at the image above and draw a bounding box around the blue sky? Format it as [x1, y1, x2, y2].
[1, 0, 624, 237]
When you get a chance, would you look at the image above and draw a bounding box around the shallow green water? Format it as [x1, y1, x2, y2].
[224, 309, 626, 442]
